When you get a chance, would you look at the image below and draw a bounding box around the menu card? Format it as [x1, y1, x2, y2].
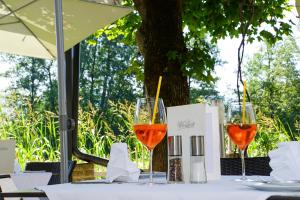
[167, 104, 221, 182]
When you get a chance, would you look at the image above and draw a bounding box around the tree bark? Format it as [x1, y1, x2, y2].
[134, 0, 189, 172]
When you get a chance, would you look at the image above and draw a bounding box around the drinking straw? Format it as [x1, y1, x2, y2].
[151, 76, 162, 124]
[242, 80, 247, 124]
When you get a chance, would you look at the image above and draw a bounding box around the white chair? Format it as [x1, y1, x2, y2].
[0, 178, 19, 200]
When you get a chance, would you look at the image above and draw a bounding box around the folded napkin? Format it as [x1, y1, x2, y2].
[268, 141, 300, 181]
[106, 143, 140, 182]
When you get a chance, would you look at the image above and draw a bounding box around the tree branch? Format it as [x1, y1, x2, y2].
[133, 0, 146, 56]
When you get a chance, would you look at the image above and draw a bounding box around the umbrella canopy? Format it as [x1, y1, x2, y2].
[0, 0, 131, 59]
[296, 0, 300, 17]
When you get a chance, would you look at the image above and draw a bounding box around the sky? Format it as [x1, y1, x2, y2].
[0, 1, 299, 98]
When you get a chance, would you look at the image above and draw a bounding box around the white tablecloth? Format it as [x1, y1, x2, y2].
[11, 172, 52, 189]
[38, 176, 295, 200]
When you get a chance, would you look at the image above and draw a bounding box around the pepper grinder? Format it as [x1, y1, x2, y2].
[190, 135, 207, 183]
[167, 136, 184, 183]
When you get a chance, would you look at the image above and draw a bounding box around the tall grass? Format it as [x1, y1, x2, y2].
[0, 101, 148, 169]
[0, 105, 60, 167]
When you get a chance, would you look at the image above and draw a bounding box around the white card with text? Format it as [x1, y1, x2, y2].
[167, 103, 220, 182]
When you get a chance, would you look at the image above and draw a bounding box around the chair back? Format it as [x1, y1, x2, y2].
[221, 157, 271, 176]
[25, 161, 76, 185]
[0, 140, 15, 174]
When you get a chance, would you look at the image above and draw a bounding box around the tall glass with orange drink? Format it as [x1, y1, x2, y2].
[226, 102, 257, 181]
[134, 98, 167, 184]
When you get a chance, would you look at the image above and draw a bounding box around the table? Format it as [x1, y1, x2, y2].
[1, 177, 300, 200]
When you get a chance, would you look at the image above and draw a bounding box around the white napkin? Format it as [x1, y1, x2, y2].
[268, 141, 300, 181]
[106, 143, 140, 182]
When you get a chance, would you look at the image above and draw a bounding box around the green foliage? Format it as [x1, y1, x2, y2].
[245, 37, 300, 140]
[76, 100, 148, 167]
[98, 0, 292, 83]
[182, 34, 220, 82]
[248, 112, 291, 157]
[0, 102, 60, 167]
[79, 35, 142, 111]
[189, 79, 222, 103]
[1, 34, 143, 113]
[98, 12, 141, 46]
[182, 0, 292, 84]
[184, 0, 292, 44]
[1, 55, 58, 112]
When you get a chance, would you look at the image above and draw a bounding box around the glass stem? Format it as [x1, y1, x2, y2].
[240, 149, 246, 180]
[149, 149, 153, 183]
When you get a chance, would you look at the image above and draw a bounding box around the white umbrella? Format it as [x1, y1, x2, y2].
[0, 0, 131, 59]
[296, 0, 300, 17]
[0, 0, 132, 183]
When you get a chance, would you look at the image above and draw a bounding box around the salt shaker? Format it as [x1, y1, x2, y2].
[190, 136, 207, 183]
[167, 136, 184, 183]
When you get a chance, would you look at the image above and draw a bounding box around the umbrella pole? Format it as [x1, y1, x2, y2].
[54, 0, 69, 183]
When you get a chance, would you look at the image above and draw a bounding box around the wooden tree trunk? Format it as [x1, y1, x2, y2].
[134, 0, 189, 172]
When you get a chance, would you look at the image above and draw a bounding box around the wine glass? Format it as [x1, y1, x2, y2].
[226, 102, 257, 181]
[133, 98, 167, 184]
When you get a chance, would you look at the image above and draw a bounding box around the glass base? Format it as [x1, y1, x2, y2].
[168, 180, 185, 184]
[234, 177, 254, 182]
[137, 180, 167, 185]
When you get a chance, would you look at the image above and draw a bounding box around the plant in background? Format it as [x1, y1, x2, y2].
[245, 38, 300, 141]
[0, 99, 148, 169]
[248, 112, 291, 157]
[0, 101, 60, 167]
[77, 100, 148, 168]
